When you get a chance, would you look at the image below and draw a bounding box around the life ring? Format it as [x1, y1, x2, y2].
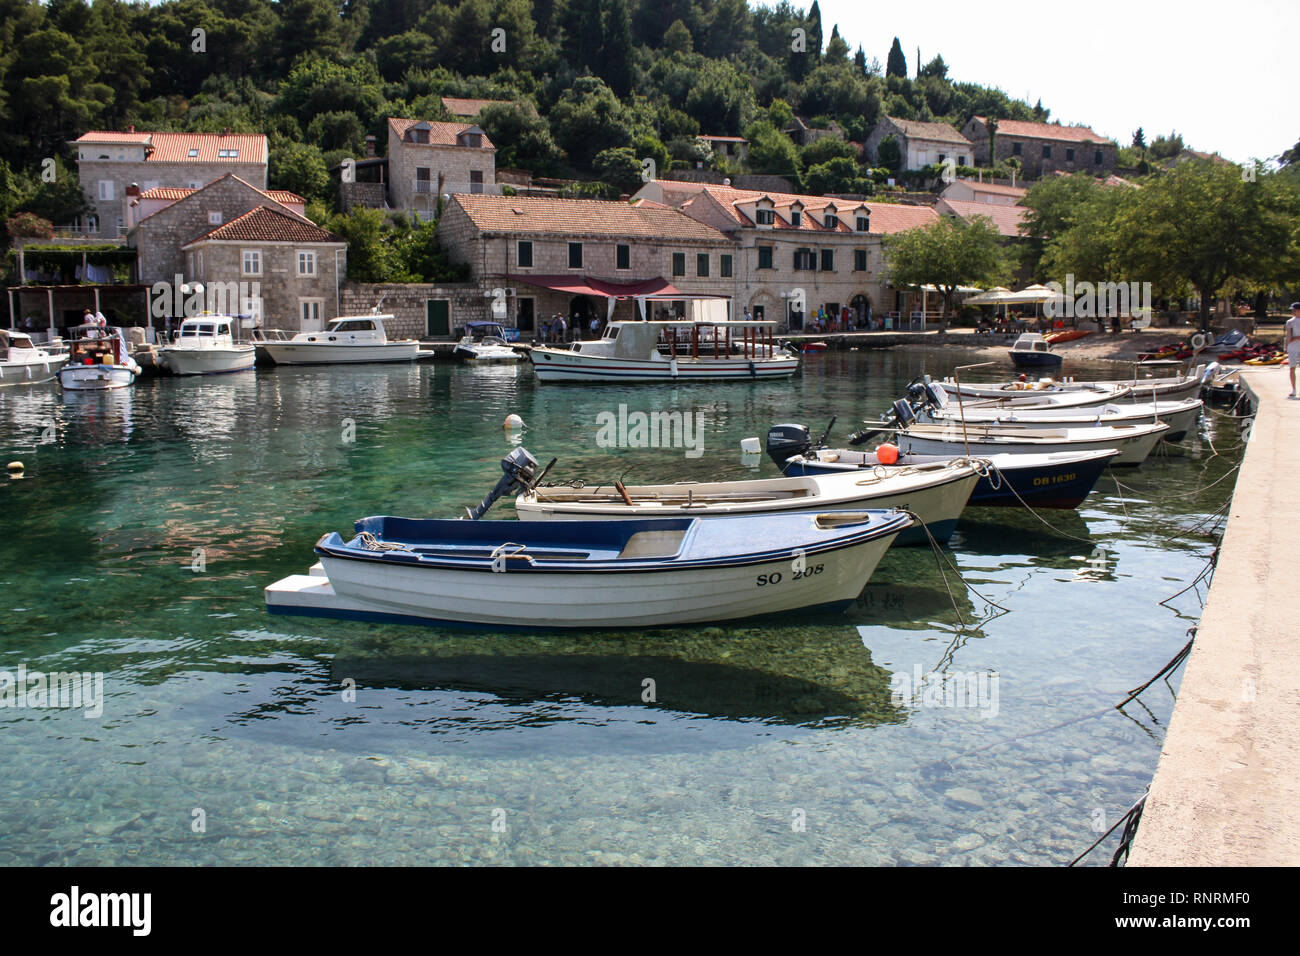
[1190, 333, 1208, 351]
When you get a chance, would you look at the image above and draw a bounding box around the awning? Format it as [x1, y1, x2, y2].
[515, 275, 684, 300]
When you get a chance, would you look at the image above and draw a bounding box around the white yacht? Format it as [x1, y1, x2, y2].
[453, 322, 522, 362]
[0, 329, 69, 386]
[58, 325, 142, 391]
[158, 315, 256, 376]
[257, 314, 427, 365]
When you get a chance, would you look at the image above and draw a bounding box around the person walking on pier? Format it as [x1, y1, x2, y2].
[1287, 302, 1300, 398]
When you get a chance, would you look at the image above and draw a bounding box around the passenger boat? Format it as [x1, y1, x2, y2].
[57, 325, 142, 391]
[265, 509, 913, 629]
[158, 315, 256, 376]
[256, 314, 427, 365]
[513, 459, 980, 545]
[0, 329, 68, 386]
[1008, 333, 1063, 369]
[453, 322, 522, 362]
[529, 319, 799, 382]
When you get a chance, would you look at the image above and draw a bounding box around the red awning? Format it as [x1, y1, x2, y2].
[514, 275, 682, 299]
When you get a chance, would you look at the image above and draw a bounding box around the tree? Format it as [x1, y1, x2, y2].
[478, 102, 564, 174]
[602, 0, 635, 98]
[663, 19, 692, 54]
[876, 135, 901, 173]
[548, 74, 633, 169]
[918, 54, 947, 80]
[804, 156, 872, 196]
[806, 1, 823, 58]
[1132, 127, 1146, 150]
[1149, 131, 1184, 160]
[743, 120, 801, 185]
[269, 140, 330, 202]
[594, 146, 644, 193]
[883, 216, 1008, 318]
[1020, 173, 1113, 281]
[825, 25, 849, 61]
[886, 37, 907, 78]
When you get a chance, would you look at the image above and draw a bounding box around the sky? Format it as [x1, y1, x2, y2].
[804, 0, 1298, 163]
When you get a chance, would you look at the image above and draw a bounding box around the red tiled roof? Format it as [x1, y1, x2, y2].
[656, 182, 940, 234]
[938, 199, 1028, 237]
[950, 179, 1027, 198]
[451, 194, 730, 242]
[138, 186, 196, 200]
[885, 117, 972, 146]
[387, 118, 496, 149]
[971, 117, 1111, 145]
[441, 96, 518, 117]
[699, 135, 748, 143]
[76, 130, 268, 163]
[132, 175, 308, 228]
[263, 189, 306, 204]
[182, 205, 343, 246]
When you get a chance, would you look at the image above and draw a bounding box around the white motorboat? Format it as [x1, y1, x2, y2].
[1008, 332, 1063, 370]
[453, 322, 522, 362]
[57, 325, 142, 391]
[257, 314, 427, 365]
[514, 459, 980, 546]
[940, 378, 1132, 406]
[267, 509, 913, 629]
[942, 365, 1208, 405]
[893, 420, 1167, 466]
[158, 315, 256, 376]
[0, 329, 68, 386]
[530, 319, 799, 382]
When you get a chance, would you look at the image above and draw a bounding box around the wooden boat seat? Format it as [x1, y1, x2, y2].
[617, 530, 687, 559]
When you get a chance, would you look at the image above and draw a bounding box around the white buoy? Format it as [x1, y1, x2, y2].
[7, 461, 24, 478]
[740, 437, 761, 454]
[503, 413, 525, 430]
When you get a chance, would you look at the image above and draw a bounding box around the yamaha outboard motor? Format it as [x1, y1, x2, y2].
[466, 447, 551, 519]
[766, 423, 813, 468]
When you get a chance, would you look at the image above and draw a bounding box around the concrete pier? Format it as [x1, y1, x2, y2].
[1129, 367, 1300, 866]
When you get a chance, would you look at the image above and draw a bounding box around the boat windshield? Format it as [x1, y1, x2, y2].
[332, 319, 376, 332]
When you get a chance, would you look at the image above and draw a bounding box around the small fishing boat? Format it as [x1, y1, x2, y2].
[801, 341, 829, 352]
[453, 322, 522, 363]
[529, 318, 799, 382]
[942, 366, 1207, 404]
[57, 325, 142, 391]
[257, 313, 428, 365]
[266, 509, 913, 629]
[940, 379, 1131, 407]
[1008, 333, 1063, 369]
[0, 329, 68, 386]
[891, 419, 1166, 466]
[513, 458, 980, 545]
[158, 315, 256, 376]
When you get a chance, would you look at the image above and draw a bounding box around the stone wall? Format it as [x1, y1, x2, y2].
[340, 282, 485, 340]
[192, 240, 345, 330]
[339, 181, 387, 212]
[79, 159, 267, 236]
[386, 128, 496, 215]
[961, 118, 1117, 179]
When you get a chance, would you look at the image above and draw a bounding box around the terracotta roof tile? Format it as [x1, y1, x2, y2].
[76, 130, 268, 163]
[950, 179, 1027, 198]
[441, 96, 521, 117]
[387, 118, 496, 149]
[937, 199, 1028, 237]
[451, 194, 731, 242]
[971, 117, 1111, 145]
[655, 182, 939, 234]
[182, 205, 343, 246]
[885, 117, 972, 146]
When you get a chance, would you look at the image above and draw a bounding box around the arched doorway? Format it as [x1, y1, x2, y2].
[851, 293, 872, 329]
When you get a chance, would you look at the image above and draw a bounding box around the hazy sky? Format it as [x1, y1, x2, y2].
[805, 0, 1297, 163]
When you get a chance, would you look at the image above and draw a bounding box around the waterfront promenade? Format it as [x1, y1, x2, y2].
[1129, 367, 1300, 865]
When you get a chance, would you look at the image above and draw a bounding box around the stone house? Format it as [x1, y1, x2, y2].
[699, 135, 750, 166]
[74, 128, 268, 237]
[181, 206, 346, 331]
[634, 180, 940, 327]
[865, 117, 974, 171]
[386, 118, 498, 219]
[940, 178, 1027, 206]
[961, 117, 1117, 179]
[433, 194, 740, 337]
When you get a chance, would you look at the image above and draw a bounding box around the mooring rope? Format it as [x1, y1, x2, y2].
[1068, 791, 1149, 867]
[902, 509, 1011, 627]
[968, 459, 1096, 544]
[357, 531, 407, 551]
[1117, 627, 1197, 709]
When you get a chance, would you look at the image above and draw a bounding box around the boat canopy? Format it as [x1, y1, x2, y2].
[518, 274, 731, 321]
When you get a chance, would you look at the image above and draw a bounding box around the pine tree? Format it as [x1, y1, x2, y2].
[1132, 127, 1146, 149]
[602, 0, 634, 98]
[886, 37, 907, 78]
[807, 1, 823, 57]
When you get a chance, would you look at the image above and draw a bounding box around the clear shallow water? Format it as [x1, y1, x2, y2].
[0, 351, 1241, 865]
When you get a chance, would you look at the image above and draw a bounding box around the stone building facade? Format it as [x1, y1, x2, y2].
[74, 129, 268, 237]
[386, 118, 498, 219]
[961, 117, 1117, 179]
[865, 117, 974, 171]
[339, 283, 487, 340]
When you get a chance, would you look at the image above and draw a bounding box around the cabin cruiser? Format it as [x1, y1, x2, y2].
[0, 329, 68, 386]
[57, 324, 142, 391]
[1008, 332, 1063, 369]
[256, 314, 428, 365]
[158, 315, 256, 376]
[453, 322, 521, 362]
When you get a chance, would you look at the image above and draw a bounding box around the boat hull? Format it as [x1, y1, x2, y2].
[1009, 350, 1063, 369]
[58, 363, 137, 390]
[158, 347, 256, 376]
[259, 342, 421, 364]
[0, 354, 68, 386]
[895, 424, 1165, 466]
[529, 348, 799, 382]
[920, 399, 1202, 443]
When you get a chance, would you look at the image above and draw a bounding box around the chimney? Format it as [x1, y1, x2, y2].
[365, 135, 376, 158]
[126, 183, 140, 198]
[1011, 169, 1017, 187]
[223, 126, 231, 136]
[127, 124, 135, 134]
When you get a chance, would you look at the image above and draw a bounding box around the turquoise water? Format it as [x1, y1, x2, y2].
[0, 351, 1241, 865]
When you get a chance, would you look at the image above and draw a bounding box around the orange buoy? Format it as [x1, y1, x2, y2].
[876, 442, 899, 465]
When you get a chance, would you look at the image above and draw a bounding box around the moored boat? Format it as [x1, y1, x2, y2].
[453, 321, 522, 362]
[943, 365, 1209, 404]
[1008, 332, 1063, 369]
[0, 329, 68, 386]
[266, 509, 913, 629]
[57, 325, 141, 391]
[158, 315, 256, 376]
[257, 314, 428, 365]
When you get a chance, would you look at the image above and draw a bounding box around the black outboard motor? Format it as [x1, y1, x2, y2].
[765, 423, 813, 469]
[466, 447, 550, 519]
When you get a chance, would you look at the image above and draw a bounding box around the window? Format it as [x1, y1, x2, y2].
[856, 215, 870, 232]
[98, 180, 115, 201]
[1042, 145, 1052, 159]
[567, 242, 583, 269]
[188, 148, 200, 158]
[696, 253, 709, 277]
[217, 149, 239, 158]
[757, 246, 773, 270]
[756, 209, 775, 226]
[820, 249, 834, 271]
[415, 168, 432, 193]
[469, 170, 483, 194]
[242, 249, 262, 276]
[938, 154, 947, 164]
[1066, 148, 1075, 162]
[1012, 142, 1022, 156]
[672, 252, 685, 276]
[959, 155, 967, 166]
[616, 244, 630, 270]
[793, 248, 815, 271]
[720, 254, 733, 278]
[1094, 150, 1103, 165]
[517, 240, 533, 268]
[297, 250, 317, 277]
[208, 211, 222, 225]
[854, 249, 868, 272]
[790, 210, 802, 227]
[824, 214, 838, 229]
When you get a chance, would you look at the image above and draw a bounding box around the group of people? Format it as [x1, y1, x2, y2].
[539, 313, 605, 344]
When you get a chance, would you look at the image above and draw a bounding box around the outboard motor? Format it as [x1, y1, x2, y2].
[466, 447, 549, 519]
[766, 423, 813, 468]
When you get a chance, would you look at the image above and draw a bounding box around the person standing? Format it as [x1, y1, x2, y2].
[1287, 301, 1300, 398]
[557, 313, 567, 344]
